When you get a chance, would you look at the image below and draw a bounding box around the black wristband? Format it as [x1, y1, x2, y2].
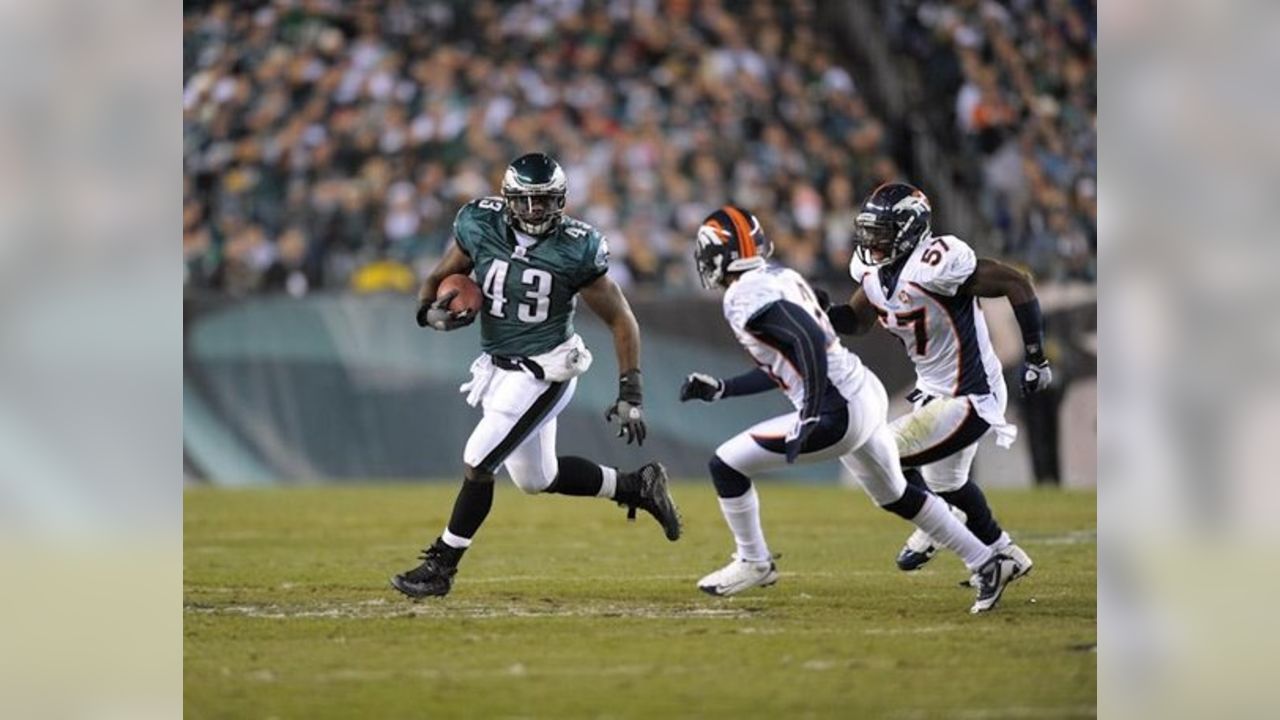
[1011, 299, 1045, 362]
[619, 369, 643, 405]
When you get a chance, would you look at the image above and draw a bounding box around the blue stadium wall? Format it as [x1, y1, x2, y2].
[183, 293, 918, 485]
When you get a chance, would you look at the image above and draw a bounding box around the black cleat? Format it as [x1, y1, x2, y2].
[390, 539, 465, 599]
[617, 462, 682, 541]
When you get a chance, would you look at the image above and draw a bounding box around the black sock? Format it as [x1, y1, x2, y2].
[445, 477, 494, 542]
[881, 483, 929, 520]
[903, 467, 930, 493]
[709, 455, 752, 499]
[544, 456, 605, 497]
[939, 481, 1004, 546]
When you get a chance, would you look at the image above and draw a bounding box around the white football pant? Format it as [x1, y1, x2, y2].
[462, 368, 576, 493]
[891, 392, 1000, 493]
[716, 373, 909, 506]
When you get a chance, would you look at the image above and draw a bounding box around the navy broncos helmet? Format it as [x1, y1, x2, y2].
[502, 153, 567, 236]
[854, 182, 932, 266]
[695, 206, 772, 288]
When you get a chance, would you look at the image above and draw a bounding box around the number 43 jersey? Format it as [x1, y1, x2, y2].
[849, 234, 1005, 402]
[453, 197, 609, 357]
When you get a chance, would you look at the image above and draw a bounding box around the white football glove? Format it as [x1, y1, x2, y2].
[1020, 359, 1053, 396]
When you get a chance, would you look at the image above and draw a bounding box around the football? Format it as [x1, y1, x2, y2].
[439, 273, 483, 315]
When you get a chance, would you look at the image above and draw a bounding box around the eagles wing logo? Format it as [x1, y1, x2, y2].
[594, 237, 610, 270]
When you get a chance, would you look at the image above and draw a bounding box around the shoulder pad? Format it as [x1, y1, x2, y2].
[455, 196, 504, 225]
[559, 215, 598, 238]
[723, 270, 785, 329]
[912, 235, 976, 295]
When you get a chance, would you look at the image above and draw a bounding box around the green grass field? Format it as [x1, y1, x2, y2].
[184, 483, 1095, 719]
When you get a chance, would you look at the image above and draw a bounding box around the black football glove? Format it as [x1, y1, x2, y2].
[680, 372, 724, 402]
[605, 369, 646, 445]
[784, 416, 819, 464]
[416, 289, 477, 331]
[1020, 356, 1054, 396]
[812, 287, 833, 313]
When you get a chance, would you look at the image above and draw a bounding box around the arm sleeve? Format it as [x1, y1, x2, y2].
[720, 367, 777, 398]
[745, 300, 829, 420]
[1011, 299, 1046, 360]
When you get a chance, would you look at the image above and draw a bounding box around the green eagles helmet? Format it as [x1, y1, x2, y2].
[502, 153, 567, 236]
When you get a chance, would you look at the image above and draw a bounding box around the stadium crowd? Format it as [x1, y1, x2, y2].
[184, 0, 1096, 297]
[884, 0, 1096, 282]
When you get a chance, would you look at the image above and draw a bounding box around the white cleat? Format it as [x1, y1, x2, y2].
[697, 555, 779, 597]
[970, 552, 1024, 614]
[895, 527, 939, 571]
[895, 505, 966, 572]
[1003, 543, 1034, 580]
[961, 542, 1034, 588]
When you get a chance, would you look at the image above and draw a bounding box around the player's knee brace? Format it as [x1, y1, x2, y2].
[464, 465, 496, 484]
[880, 483, 928, 520]
[709, 455, 752, 499]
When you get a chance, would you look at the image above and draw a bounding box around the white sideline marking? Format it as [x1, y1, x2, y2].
[863, 624, 961, 636]
[185, 599, 758, 620]
[1020, 530, 1096, 546]
[952, 705, 1096, 719]
[183, 570, 903, 596]
[310, 663, 684, 683]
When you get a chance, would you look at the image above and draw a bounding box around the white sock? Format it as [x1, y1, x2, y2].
[597, 466, 617, 499]
[989, 531, 1012, 551]
[910, 495, 991, 570]
[718, 487, 771, 562]
[441, 529, 472, 549]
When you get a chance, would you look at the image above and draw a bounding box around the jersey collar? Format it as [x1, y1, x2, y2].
[877, 235, 931, 297]
[877, 249, 912, 297]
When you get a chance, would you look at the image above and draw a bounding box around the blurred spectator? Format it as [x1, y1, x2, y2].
[886, 0, 1097, 282]
[350, 255, 417, 295]
[184, 0, 1095, 295]
[183, 0, 895, 293]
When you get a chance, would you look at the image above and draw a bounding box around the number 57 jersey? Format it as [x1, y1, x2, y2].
[453, 197, 610, 358]
[850, 234, 1007, 411]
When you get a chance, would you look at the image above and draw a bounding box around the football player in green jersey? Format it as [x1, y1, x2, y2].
[392, 153, 681, 599]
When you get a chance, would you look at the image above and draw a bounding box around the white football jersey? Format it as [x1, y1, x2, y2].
[724, 265, 868, 412]
[849, 234, 1005, 401]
